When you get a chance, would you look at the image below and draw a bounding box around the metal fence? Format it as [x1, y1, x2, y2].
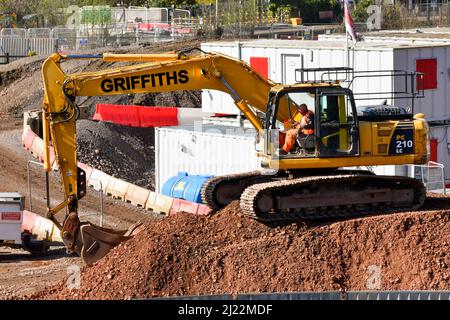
[390, 3, 450, 28]
[54, 26, 196, 52]
[0, 37, 57, 63]
[155, 290, 450, 300]
[0, 6, 198, 61]
[0, 25, 195, 62]
[415, 2, 450, 23]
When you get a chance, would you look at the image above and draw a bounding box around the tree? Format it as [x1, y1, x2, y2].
[0, 0, 71, 26]
[0, 0, 215, 27]
[269, 0, 341, 23]
[352, 0, 373, 23]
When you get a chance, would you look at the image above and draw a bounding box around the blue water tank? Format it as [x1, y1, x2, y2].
[162, 172, 213, 204]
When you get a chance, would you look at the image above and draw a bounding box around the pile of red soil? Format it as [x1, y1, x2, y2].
[32, 195, 450, 300]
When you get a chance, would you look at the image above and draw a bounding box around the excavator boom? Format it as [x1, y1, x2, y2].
[41, 49, 277, 264]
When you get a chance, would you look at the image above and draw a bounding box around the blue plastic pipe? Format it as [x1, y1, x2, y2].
[64, 54, 103, 60]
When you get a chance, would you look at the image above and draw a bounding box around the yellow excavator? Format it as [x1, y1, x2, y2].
[40, 48, 429, 265]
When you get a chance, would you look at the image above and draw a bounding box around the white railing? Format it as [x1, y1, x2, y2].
[27, 28, 52, 38]
[410, 161, 446, 194]
[1, 28, 26, 37]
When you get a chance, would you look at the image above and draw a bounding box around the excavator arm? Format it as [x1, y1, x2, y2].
[41, 49, 276, 264]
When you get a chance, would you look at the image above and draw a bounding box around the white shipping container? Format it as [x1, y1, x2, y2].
[155, 124, 260, 193]
[200, 39, 450, 181]
[201, 40, 396, 115]
[201, 39, 450, 119]
[319, 33, 450, 45]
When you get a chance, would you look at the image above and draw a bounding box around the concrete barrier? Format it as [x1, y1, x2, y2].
[78, 162, 93, 180]
[169, 199, 212, 216]
[29, 135, 45, 162]
[22, 210, 63, 243]
[25, 127, 57, 169]
[197, 204, 212, 215]
[22, 129, 37, 150]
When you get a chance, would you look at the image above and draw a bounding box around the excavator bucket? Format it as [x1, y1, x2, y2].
[71, 222, 143, 266]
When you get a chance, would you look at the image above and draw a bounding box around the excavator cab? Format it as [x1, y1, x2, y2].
[265, 86, 359, 159]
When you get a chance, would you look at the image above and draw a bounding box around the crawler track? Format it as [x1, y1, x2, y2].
[201, 171, 276, 210]
[240, 174, 426, 222]
[202, 169, 375, 211]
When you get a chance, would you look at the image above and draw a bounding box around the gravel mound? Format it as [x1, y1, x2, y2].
[76, 120, 155, 189]
[75, 91, 201, 190]
[30, 195, 450, 300]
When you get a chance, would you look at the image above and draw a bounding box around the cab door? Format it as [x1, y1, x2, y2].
[316, 88, 359, 157]
[263, 93, 279, 156]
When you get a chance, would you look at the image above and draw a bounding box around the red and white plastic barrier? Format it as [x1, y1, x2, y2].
[22, 111, 212, 217]
[93, 104, 212, 128]
[22, 210, 63, 243]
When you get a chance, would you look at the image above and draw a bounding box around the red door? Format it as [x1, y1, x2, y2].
[430, 138, 438, 163]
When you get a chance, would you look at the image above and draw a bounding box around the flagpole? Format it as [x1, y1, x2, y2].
[346, 31, 349, 68]
[352, 36, 356, 70]
[343, 0, 357, 69]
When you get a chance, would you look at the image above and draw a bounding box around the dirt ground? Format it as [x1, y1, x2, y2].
[0, 121, 162, 299]
[28, 196, 450, 300]
[0, 120, 165, 300]
[0, 247, 80, 299]
[0, 39, 204, 300]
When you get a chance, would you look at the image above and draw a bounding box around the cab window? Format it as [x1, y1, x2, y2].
[318, 91, 358, 156]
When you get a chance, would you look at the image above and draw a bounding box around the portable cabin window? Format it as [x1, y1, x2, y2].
[416, 58, 437, 90]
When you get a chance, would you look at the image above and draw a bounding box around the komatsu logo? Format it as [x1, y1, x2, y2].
[100, 70, 189, 93]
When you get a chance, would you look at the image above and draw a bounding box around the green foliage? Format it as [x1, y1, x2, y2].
[75, 0, 109, 5]
[0, 0, 72, 26]
[301, 0, 340, 23]
[0, 0, 32, 16]
[0, 0, 341, 27]
[196, 0, 214, 5]
[381, 4, 402, 29]
[268, 0, 340, 23]
[352, 0, 373, 22]
[81, 6, 111, 25]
